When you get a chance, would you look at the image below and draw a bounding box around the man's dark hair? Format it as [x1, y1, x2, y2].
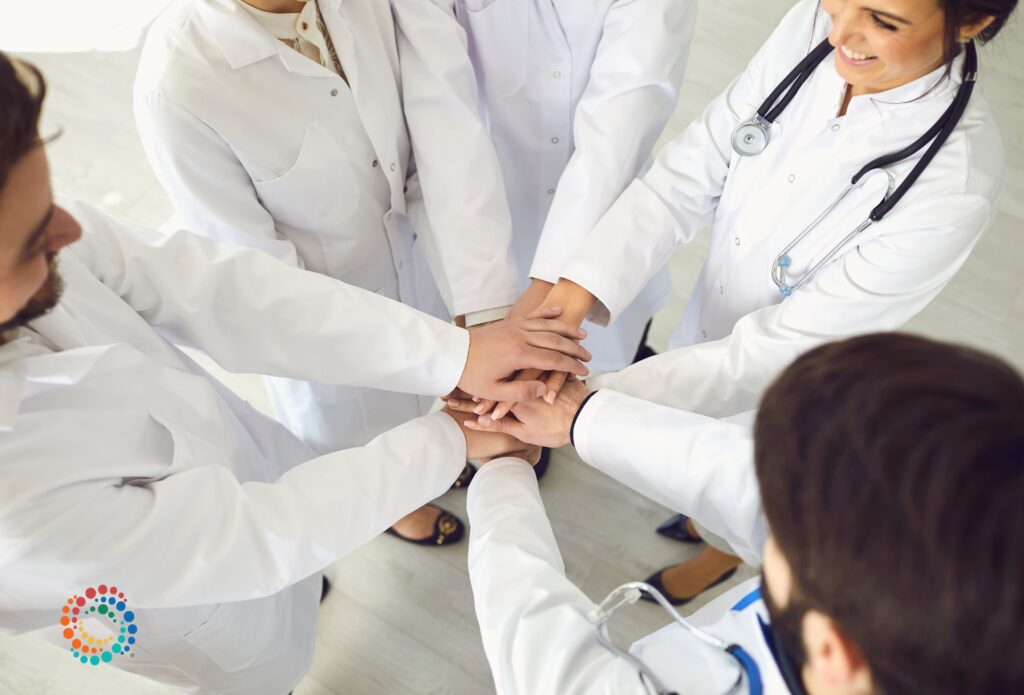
[0, 51, 47, 194]
[755, 333, 1024, 694]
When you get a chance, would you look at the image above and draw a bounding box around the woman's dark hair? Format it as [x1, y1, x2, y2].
[940, 0, 1019, 63]
[755, 333, 1024, 694]
[0, 51, 47, 194]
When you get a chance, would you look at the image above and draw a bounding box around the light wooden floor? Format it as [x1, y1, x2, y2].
[2, 2, 1022, 694]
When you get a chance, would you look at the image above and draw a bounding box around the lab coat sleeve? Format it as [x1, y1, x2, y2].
[466, 459, 651, 695]
[391, 0, 520, 317]
[134, 89, 302, 266]
[559, 0, 824, 324]
[528, 0, 696, 284]
[2, 412, 467, 608]
[64, 198, 469, 397]
[592, 188, 997, 415]
[572, 390, 766, 565]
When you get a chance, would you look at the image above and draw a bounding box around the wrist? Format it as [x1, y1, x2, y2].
[543, 279, 594, 325]
[569, 390, 600, 448]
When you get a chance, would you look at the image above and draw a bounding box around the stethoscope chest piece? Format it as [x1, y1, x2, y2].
[732, 118, 769, 157]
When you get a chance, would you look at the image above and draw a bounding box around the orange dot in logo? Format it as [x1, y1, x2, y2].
[72, 639, 81, 649]
[62, 606, 69, 614]
[60, 616, 70, 626]
[67, 598, 73, 605]
[62, 628, 74, 640]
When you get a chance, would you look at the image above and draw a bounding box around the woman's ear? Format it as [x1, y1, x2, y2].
[959, 14, 996, 42]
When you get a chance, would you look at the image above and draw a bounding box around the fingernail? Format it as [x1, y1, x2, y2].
[472, 397, 481, 403]
[578, 328, 587, 338]
[464, 420, 478, 429]
[473, 405, 485, 414]
[479, 416, 492, 426]
[448, 399, 460, 408]
[492, 410, 504, 420]
[545, 391, 556, 404]
[535, 385, 546, 398]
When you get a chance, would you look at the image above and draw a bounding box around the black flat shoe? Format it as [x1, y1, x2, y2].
[534, 447, 551, 480]
[450, 462, 477, 489]
[384, 505, 465, 546]
[320, 575, 331, 604]
[656, 513, 704, 544]
[639, 566, 738, 606]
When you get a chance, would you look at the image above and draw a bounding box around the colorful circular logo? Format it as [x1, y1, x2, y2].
[59, 584, 138, 666]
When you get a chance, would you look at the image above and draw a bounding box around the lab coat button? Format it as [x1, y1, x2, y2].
[330, 88, 339, 97]
[701, 330, 708, 339]
[547, 188, 555, 195]
[552, 71, 562, 79]
[372, 159, 379, 168]
[831, 124, 841, 132]
[390, 162, 397, 171]
[550, 137, 560, 144]
[734, 237, 741, 246]
[788, 174, 795, 183]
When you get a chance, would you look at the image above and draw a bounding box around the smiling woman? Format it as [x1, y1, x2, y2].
[820, 0, 1018, 107]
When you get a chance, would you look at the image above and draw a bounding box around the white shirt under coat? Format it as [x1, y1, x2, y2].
[453, 0, 696, 369]
[466, 389, 786, 693]
[0, 200, 469, 694]
[568, 0, 1004, 414]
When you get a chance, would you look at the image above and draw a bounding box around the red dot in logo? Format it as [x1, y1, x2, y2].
[109, 586, 117, 595]
[76, 597, 86, 607]
[72, 607, 80, 615]
[118, 592, 124, 599]
[98, 585, 108, 595]
[62, 628, 74, 640]
[71, 617, 77, 623]
[85, 589, 96, 599]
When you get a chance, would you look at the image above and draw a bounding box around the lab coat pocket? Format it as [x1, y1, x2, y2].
[182, 593, 290, 673]
[254, 121, 361, 232]
[458, 0, 528, 98]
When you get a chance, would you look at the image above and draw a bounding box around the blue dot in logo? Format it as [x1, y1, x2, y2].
[108, 597, 115, 604]
[124, 611, 135, 622]
[116, 601, 125, 611]
[128, 624, 137, 635]
[101, 652, 113, 663]
[128, 637, 135, 645]
[90, 655, 100, 666]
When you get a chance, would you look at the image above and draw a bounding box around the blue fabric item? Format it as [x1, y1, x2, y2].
[727, 645, 763, 695]
[732, 587, 762, 612]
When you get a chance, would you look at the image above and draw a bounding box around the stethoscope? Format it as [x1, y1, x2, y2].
[588, 581, 762, 695]
[731, 38, 979, 296]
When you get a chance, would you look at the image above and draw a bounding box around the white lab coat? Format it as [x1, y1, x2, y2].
[567, 0, 1004, 414]
[466, 390, 788, 693]
[453, 0, 697, 370]
[0, 200, 469, 694]
[135, 0, 518, 451]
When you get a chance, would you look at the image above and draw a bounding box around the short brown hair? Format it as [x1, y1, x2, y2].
[756, 333, 1024, 694]
[0, 52, 47, 194]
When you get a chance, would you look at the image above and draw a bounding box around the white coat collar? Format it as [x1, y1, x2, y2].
[0, 328, 52, 431]
[829, 49, 963, 121]
[197, 0, 343, 76]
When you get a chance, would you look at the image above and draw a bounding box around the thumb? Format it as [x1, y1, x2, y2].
[485, 379, 547, 404]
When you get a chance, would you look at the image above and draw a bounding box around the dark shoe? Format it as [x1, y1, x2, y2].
[384, 505, 465, 546]
[450, 462, 477, 489]
[534, 447, 551, 480]
[320, 575, 331, 604]
[656, 513, 704, 544]
[632, 320, 658, 364]
[640, 566, 738, 607]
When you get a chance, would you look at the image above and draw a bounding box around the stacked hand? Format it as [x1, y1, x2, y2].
[447, 280, 596, 466]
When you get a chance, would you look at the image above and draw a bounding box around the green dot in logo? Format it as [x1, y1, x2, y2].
[90, 655, 100, 666]
[101, 652, 113, 663]
[118, 635, 125, 643]
[98, 604, 108, 615]
[121, 627, 125, 633]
